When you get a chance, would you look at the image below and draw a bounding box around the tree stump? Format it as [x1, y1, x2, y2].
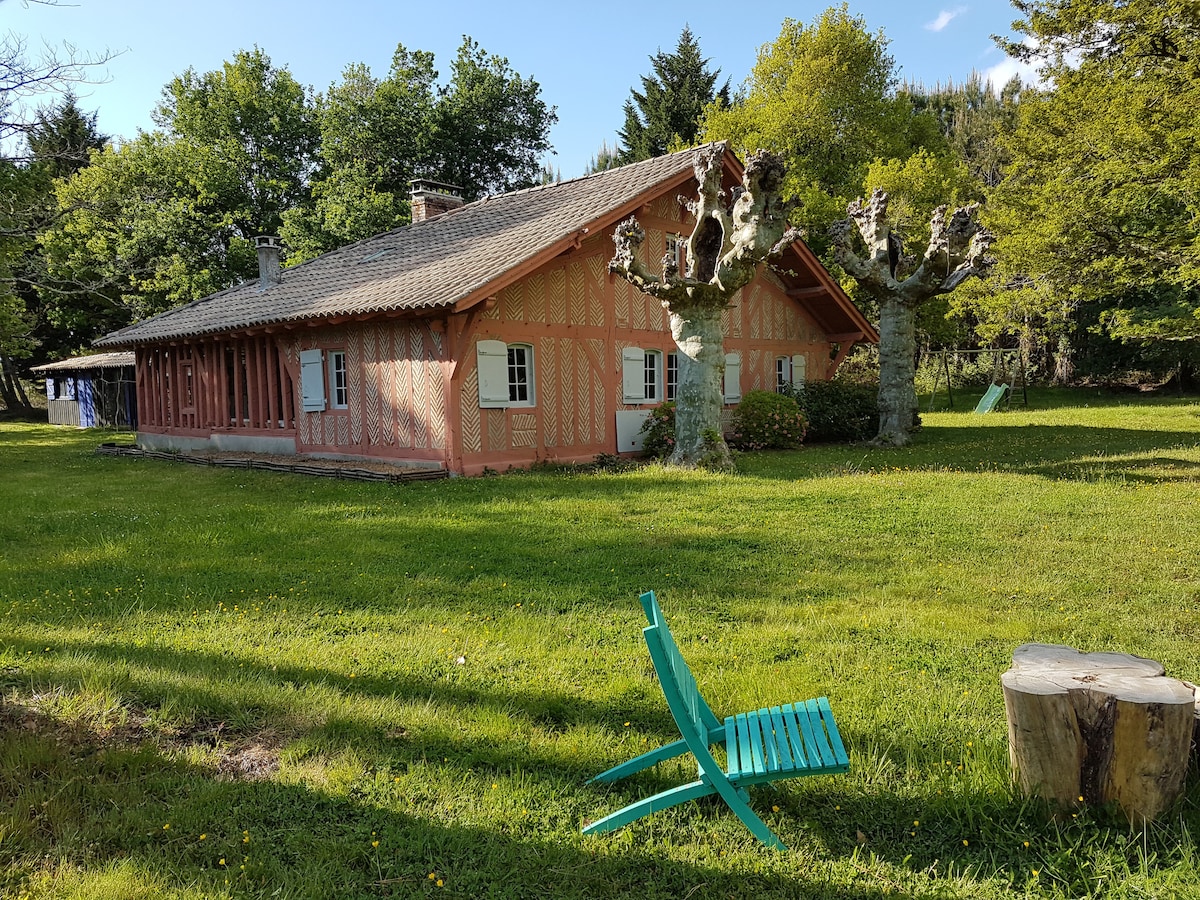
[1001, 643, 1195, 825]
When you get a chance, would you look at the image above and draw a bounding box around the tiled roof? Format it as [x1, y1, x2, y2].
[96, 146, 719, 347]
[31, 351, 135, 372]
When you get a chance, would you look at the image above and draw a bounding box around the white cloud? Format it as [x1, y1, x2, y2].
[925, 7, 967, 32]
[981, 37, 1054, 91]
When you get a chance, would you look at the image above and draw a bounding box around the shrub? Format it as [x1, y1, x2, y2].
[639, 402, 676, 458]
[729, 390, 807, 450]
[787, 379, 878, 443]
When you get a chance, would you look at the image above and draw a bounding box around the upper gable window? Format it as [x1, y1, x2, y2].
[664, 233, 686, 274]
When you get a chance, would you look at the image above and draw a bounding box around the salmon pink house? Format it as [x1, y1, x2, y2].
[96, 144, 876, 475]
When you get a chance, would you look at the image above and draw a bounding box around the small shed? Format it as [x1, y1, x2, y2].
[32, 352, 137, 429]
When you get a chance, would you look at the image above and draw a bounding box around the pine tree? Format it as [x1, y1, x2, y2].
[617, 26, 730, 164]
[584, 140, 619, 174]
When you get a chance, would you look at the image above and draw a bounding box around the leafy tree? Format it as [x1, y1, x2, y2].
[43, 133, 257, 333]
[0, 20, 113, 409]
[282, 47, 437, 260]
[154, 47, 319, 238]
[618, 26, 730, 163]
[284, 38, 556, 260]
[44, 50, 316, 334]
[985, 0, 1200, 380]
[701, 5, 921, 238]
[902, 72, 1021, 189]
[427, 37, 557, 199]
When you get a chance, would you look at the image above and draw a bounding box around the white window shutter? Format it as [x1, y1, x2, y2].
[65, 377, 76, 401]
[299, 348, 326, 412]
[791, 353, 807, 386]
[45, 378, 55, 400]
[723, 352, 742, 403]
[622, 346, 645, 403]
[477, 340, 509, 408]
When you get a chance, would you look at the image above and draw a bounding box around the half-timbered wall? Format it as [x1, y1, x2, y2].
[454, 190, 831, 473]
[287, 320, 446, 462]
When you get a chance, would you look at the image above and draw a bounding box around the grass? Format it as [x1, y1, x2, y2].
[1, 386, 1199, 899]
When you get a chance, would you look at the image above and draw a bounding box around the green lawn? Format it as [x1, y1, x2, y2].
[2, 388, 1199, 899]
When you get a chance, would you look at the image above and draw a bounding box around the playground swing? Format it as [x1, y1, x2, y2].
[927, 348, 1027, 413]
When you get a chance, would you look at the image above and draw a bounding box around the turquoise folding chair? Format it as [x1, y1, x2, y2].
[583, 591, 849, 849]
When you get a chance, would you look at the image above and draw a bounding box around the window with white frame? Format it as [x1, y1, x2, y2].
[776, 353, 807, 392]
[507, 344, 533, 404]
[666, 352, 679, 400]
[622, 346, 663, 404]
[329, 350, 348, 409]
[477, 339, 535, 408]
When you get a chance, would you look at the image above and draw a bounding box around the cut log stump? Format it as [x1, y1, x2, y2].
[1001, 643, 1195, 825]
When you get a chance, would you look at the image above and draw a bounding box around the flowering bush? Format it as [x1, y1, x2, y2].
[639, 402, 676, 458]
[729, 390, 807, 450]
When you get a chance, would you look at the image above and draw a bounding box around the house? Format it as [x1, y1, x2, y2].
[95, 144, 876, 475]
[32, 351, 137, 429]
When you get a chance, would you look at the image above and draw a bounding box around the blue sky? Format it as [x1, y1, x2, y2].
[6, 1, 1037, 178]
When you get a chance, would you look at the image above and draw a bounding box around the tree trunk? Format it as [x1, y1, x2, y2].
[0, 355, 32, 412]
[1052, 334, 1074, 385]
[875, 296, 919, 446]
[1001, 643, 1195, 825]
[668, 302, 733, 469]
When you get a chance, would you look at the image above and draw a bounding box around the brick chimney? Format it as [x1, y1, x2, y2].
[255, 235, 282, 289]
[410, 180, 465, 223]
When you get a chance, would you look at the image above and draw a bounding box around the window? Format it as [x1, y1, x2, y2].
[329, 350, 348, 409]
[666, 352, 678, 400]
[622, 346, 662, 404]
[776, 356, 791, 392]
[477, 339, 535, 408]
[507, 345, 532, 404]
[777, 354, 807, 392]
[643, 350, 661, 401]
[664, 233, 686, 274]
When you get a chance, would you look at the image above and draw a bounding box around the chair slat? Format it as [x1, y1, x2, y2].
[793, 701, 827, 767]
[817, 697, 850, 767]
[804, 698, 838, 766]
[725, 716, 739, 775]
[780, 703, 808, 769]
[747, 711, 767, 775]
[769, 706, 795, 772]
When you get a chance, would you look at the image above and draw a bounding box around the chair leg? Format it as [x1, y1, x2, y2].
[582, 780, 714, 835]
[589, 738, 691, 783]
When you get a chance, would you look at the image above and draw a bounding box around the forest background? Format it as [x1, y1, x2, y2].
[1, 0, 1196, 410]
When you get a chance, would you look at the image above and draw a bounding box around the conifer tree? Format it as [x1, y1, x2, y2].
[618, 27, 730, 163]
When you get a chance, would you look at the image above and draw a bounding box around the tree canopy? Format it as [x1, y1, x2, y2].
[979, 0, 1200, 377]
[701, 5, 933, 236]
[617, 26, 730, 164]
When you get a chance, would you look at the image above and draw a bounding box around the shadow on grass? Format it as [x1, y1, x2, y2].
[743, 423, 1200, 484]
[0, 694, 917, 900]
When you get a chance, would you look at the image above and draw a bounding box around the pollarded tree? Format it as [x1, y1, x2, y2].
[832, 189, 992, 446]
[609, 145, 796, 469]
